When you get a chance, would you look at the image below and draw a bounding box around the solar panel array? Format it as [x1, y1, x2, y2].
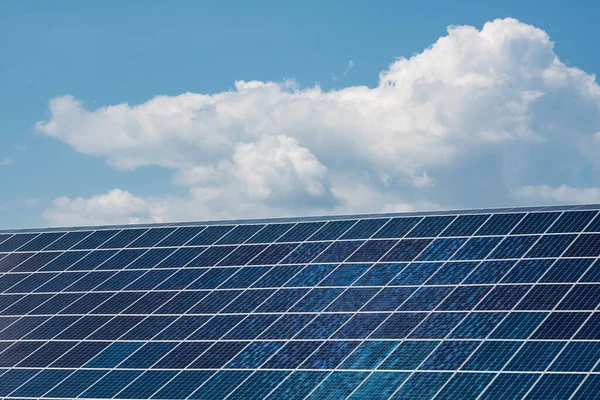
[1, 205, 600, 399]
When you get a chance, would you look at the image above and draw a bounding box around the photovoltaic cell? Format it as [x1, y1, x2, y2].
[0, 205, 599, 399]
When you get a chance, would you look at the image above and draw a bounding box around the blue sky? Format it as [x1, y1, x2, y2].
[2, 0, 600, 228]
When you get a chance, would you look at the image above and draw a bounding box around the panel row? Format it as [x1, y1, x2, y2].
[2, 310, 600, 342]
[2, 338, 600, 372]
[2, 232, 600, 274]
[1, 259, 599, 297]
[2, 210, 600, 253]
[0, 368, 598, 399]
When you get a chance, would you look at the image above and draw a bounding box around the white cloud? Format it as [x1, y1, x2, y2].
[0, 159, 14, 166]
[42, 189, 166, 226]
[515, 185, 600, 204]
[37, 18, 600, 225]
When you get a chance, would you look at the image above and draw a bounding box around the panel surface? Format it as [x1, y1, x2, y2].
[0, 205, 599, 399]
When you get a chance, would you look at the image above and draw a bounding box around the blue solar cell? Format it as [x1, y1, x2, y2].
[586, 212, 600, 232]
[216, 224, 264, 244]
[188, 267, 238, 289]
[380, 340, 441, 370]
[51, 341, 110, 368]
[190, 315, 245, 340]
[282, 241, 331, 264]
[564, 233, 600, 257]
[126, 227, 176, 248]
[119, 370, 178, 399]
[452, 236, 503, 260]
[80, 370, 143, 399]
[307, 371, 369, 399]
[506, 341, 565, 371]
[35, 271, 86, 292]
[480, 373, 539, 400]
[128, 269, 177, 290]
[525, 234, 577, 258]
[465, 260, 515, 284]
[391, 372, 452, 399]
[374, 217, 422, 239]
[409, 312, 465, 338]
[157, 291, 208, 314]
[188, 245, 236, 267]
[291, 287, 344, 312]
[363, 287, 417, 311]
[406, 215, 456, 238]
[347, 239, 398, 262]
[256, 288, 309, 312]
[185, 225, 234, 245]
[398, 286, 454, 311]
[320, 263, 371, 286]
[156, 226, 205, 246]
[476, 285, 531, 310]
[17, 232, 64, 251]
[121, 316, 177, 340]
[92, 292, 144, 314]
[6, 272, 58, 293]
[341, 341, 400, 370]
[259, 314, 314, 340]
[308, 220, 356, 241]
[40, 250, 90, 271]
[0, 369, 42, 397]
[119, 342, 179, 368]
[371, 313, 427, 339]
[341, 218, 389, 239]
[230, 370, 291, 399]
[296, 313, 352, 339]
[222, 289, 275, 313]
[314, 240, 364, 262]
[190, 370, 252, 400]
[221, 265, 270, 288]
[381, 239, 432, 262]
[99, 228, 148, 249]
[286, 263, 336, 287]
[0, 316, 49, 340]
[438, 286, 491, 310]
[525, 373, 583, 399]
[581, 259, 600, 282]
[416, 238, 467, 261]
[189, 341, 248, 368]
[69, 250, 118, 270]
[449, 312, 506, 339]
[325, 287, 379, 312]
[246, 223, 294, 244]
[0, 233, 38, 252]
[512, 212, 561, 234]
[56, 315, 112, 339]
[517, 284, 571, 310]
[217, 244, 268, 266]
[391, 262, 442, 285]
[355, 263, 404, 286]
[277, 221, 325, 242]
[572, 375, 600, 400]
[153, 247, 202, 268]
[420, 340, 480, 370]
[253, 264, 302, 287]
[435, 372, 494, 400]
[0, 252, 33, 272]
[427, 261, 479, 284]
[10, 368, 72, 398]
[462, 341, 521, 371]
[85, 342, 144, 368]
[476, 213, 525, 235]
[0, 341, 44, 367]
[248, 242, 299, 265]
[334, 313, 390, 339]
[88, 316, 145, 340]
[490, 311, 547, 339]
[501, 259, 554, 283]
[44, 231, 92, 250]
[152, 370, 216, 399]
[541, 258, 592, 283]
[550, 342, 600, 372]
[72, 229, 119, 250]
[2, 293, 53, 315]
[46, 369, 107, 398]
[441, 214, 490, 237]
[489, 235, 539, 259]
[548, 210, 598, 233]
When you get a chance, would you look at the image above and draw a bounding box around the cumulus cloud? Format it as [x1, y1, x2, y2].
[0, 159, 14, 166]
[42, 189, 166, 226]
[37, 18, 600, 225]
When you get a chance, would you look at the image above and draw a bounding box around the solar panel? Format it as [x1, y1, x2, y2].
[0, 205, 600, 399]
